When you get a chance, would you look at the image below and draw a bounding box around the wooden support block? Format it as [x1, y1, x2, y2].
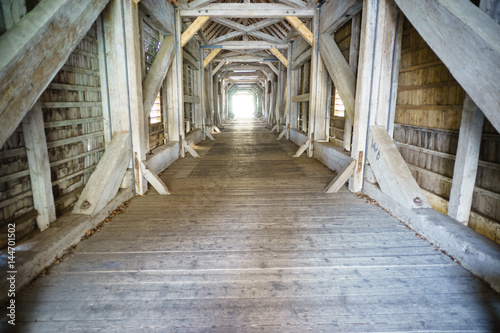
[21, 102, 56, 231]
[184, 95, 201, 104]
[291, 93, 310, 103]
[203, 49, 222, 68]
[319, 34, 355, 122]
[324, 158, 356, 193]
[212, 125, 221, 133]
[182, 139, 201, 158]
[367, 126, 431, 210]
[181, 16, 210, 47]
[293, 139, 310, 158]
[269, 48, 288, 67]
[270, 124, 279, 132]
[143, 36, 175, 122]
[141, 162, 170, 195]
[0, 0, 109, 147]
[73, 133, 131, 215]
[286, 16, 313, 46]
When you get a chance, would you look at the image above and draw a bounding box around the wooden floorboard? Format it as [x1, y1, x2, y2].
[4, 118, 500, 332]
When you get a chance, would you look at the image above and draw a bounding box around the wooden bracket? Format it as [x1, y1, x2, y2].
[277, 127, 287, 140]
[181, 16, 210, 47]
[205, 127, 215, 140]
[293, 139, 310, 157]
[140, 162, 170, 195]
[182, 139, 201, 158]
[269, 48, 288, 67]
[286, 16, 313, 46]
[203, 49, 222, 68]
[324, 158, 356, 193]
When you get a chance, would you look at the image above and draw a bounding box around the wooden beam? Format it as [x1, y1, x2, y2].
[141, 162, 170, 195]
[212, 60, 226, 76]
[448, 0, 499, 225]
[204, 49, 222, 68]
[184, 95, 201, 104]
[320, 0, 362, 34]
[139, 0, 175, 35]
[324, 158, 356, 193]
[448, 96, 485, 224]
[181, 15, 210, 47]
[209, 31, 245, 45]
[189, 0, 218, 9]
[293, 139, 310, 157]
[21, 102, 56, 231]
[344, 12, 361, 151]
[285, 16, 313, 46]
[180, 4, 314, 18]
[394, 0, 500, 133]
[73, 133, 131, 215]
[279, 0, 307, 8]
[0, 0, 109, 147]
[367, 126, 431, 209]
[319, 34, 355, 122]
[247, 31, 284, 44]
[291, 93, 310, 103]
[183, 50, 200, 69]
[349, 0, 377, 192]
[142, 36, 175, 123]
[292, 48, 311, 69]
[205, 41, 288, 50]
[269, 48, 288, 67]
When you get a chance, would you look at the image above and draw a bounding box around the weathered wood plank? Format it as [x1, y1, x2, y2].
[180, 16, 209, 47]
[142, 36, 175, 123]
[319, 33, 355, 122]
[21, 101, 56, 231]
[0, 0, 109, 147]
[72, 132, 131, 215]
[320, 0, 362, 34]
[139, 0, 175, 35]
[324, 158, 356, 193]
[286, 16, 313, 45]
[367, 126, 431, 210]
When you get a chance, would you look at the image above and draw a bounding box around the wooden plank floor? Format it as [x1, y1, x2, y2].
[4, 118, 500, 332]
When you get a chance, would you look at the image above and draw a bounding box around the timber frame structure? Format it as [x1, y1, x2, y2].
[1, 0, 500, 327]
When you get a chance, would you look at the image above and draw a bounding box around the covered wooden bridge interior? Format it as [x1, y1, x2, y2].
[1, 0, 500, 331]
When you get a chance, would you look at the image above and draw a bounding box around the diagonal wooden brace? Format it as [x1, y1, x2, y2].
[205, 127, 215, 140]
[324, 158, 356, 193]
[293, 139, 311, 158]
[141, 162, 171, 195]
[182, 139, 201, 158]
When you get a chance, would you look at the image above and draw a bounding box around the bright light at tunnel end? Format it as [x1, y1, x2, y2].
[232, 92, 255, 118]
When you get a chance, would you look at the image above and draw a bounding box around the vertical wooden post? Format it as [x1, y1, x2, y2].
[301, 62, 310, 133]
[174, 9, 186, 157]
[349, 0, 379, 192]
[343, 13, 361, 151]
[290, 69, 299, 129]
[123, 0, 147, 194]
[448, 0, 498, 225]
[166, 60, 180, 142]
[22, 102, 56, 231]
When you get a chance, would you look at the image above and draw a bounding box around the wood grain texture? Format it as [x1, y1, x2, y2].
[8, 118, 499, 331]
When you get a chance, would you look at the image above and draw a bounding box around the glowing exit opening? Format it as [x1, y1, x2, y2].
[232, 92, 255, 118]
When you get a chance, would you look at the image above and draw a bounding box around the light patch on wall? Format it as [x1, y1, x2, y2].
[232, 93, 255, 118]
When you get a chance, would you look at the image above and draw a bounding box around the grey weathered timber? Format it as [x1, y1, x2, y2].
[349, 0, 378, 192]
[138, 0, 175, 35]
[141, 162, 171, 195]
[291, 93, 310, 103]
[292, 48, 311, 69]
[394, 0, 500, 133]
[324, 158, 356, 193]
[180, 4, 315, 18]
[0, 0, 109, 147]
[21, 101, 56, 231]
[448, 96, 485, 225]
[448, 0, 499, 226]
[73, 133, 131, 215]
[6, 118, 499, 331]
[319, 34, 355, 123]
[320, 0, 362, 34]
[367, 126, 430, 210]
[142, 36, 175, 123]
